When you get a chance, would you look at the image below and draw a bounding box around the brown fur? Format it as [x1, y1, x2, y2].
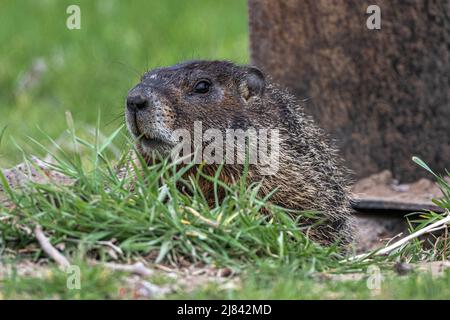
[125, 60, 354, 245]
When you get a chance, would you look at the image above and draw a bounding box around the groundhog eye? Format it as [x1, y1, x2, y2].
[193, 80, 211, 94]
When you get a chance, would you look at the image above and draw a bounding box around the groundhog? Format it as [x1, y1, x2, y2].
[125, 60, 354, 245]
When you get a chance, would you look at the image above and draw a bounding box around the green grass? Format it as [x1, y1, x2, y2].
[172, 267, 450, 300]
[0, 0, 248, 167]
[1, 0, 450, 300]
[1, 261, 125, 299]
[388, 157, 450, 263]
[1, 119, 449, 299]
[3, 260, 450, 299]
[0, 123, 349, 271]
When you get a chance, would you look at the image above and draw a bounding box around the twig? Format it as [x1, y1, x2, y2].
[380, 232, 403, 246]
[102, 262, 154, 277]
[348, 212, 450, 262]
[64, 238, 123, 258]
[184, 206, 219, 228]
[426, 225, 448, 233]
[34, 225, 70, 268]
[154, 264, 178, 273]
[441, 225, 448, 260]
[34, 226, 153, 277]
[96, 240, 123, 257]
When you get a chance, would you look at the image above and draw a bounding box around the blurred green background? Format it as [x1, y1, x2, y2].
[0, 0, 249, 166]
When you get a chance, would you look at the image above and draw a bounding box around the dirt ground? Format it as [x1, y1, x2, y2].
[351, 170, 448, 251]
[352, 170, 447, 212]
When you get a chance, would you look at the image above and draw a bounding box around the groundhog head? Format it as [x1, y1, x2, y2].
[125, 60, 265, 159]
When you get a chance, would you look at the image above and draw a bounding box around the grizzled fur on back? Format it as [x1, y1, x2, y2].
[125, 60, 354, 245]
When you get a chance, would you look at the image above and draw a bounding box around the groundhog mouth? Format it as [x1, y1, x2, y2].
[127, 113, 173, 153]
[134, 125, 176, 155]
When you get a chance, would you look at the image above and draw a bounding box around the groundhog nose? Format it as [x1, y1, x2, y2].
[126, 95, 149, 112]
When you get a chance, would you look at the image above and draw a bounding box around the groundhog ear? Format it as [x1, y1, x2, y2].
[240, 66, 265, 102]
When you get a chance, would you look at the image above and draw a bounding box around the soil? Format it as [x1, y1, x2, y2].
[351, 170, 447, 212]
[351, 170, 449, 251]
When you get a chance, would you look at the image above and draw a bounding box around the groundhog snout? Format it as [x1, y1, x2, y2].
[127, 90, 157, 112]
[126, 94, 150, 112]
[125, 86, 176, 148]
